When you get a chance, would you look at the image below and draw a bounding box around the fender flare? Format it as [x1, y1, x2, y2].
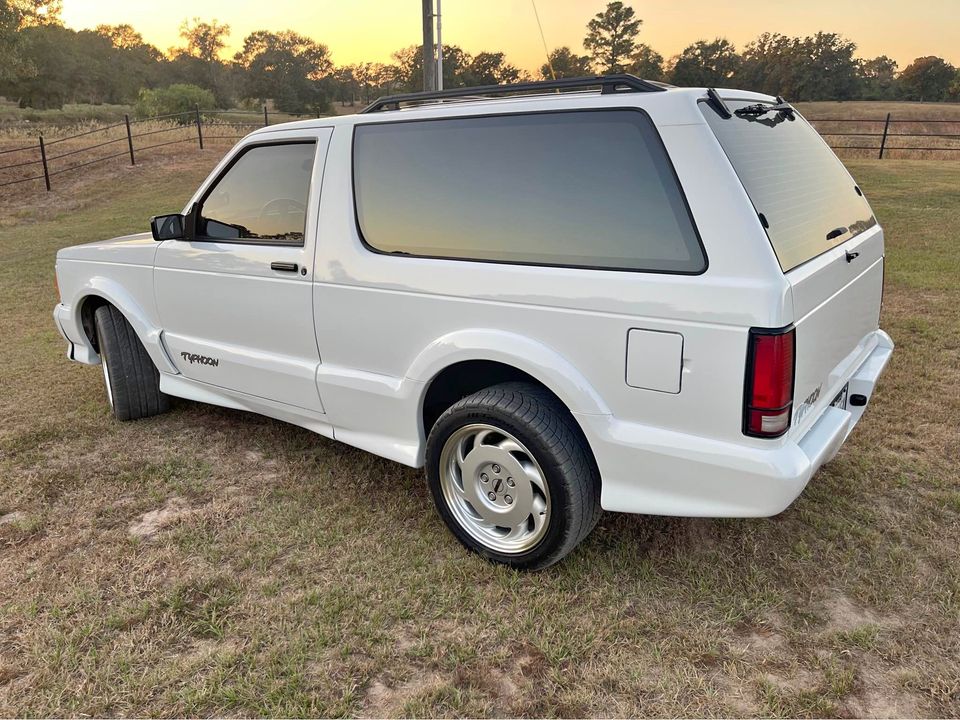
[67, 277, 177, 374]
[405, 328, 611, 417]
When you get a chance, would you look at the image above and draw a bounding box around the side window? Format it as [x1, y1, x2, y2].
[352, 110, 705, 273]
[198, 142, 316, 245]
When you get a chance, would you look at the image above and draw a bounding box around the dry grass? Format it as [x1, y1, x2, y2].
[1, 154, 959, 717]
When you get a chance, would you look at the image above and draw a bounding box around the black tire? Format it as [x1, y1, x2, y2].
[94, 304, 170, 421]
[425, 382, 601, 570]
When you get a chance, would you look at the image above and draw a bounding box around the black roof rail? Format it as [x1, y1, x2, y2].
[360, 74, 667, 114]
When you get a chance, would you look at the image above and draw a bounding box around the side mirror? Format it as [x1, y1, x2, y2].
[150, 213, 185, 242]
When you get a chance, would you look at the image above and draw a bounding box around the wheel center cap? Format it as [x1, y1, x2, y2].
[461, 452, 528, 522]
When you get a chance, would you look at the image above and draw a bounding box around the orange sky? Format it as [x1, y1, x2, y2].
[60, 0, 959, 72]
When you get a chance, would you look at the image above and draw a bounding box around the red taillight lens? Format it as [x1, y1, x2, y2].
[744, 327, 795, 438]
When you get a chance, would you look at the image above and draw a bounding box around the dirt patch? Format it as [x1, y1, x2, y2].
[361, 672, 445, 717]
[846, 688, 922, 719]
[128, 497, 192, 540]
[821, 593, 888, 632]
[744, 628, 788, 654]
[762, 668, 821, 693]
[0, 511, 25, 526]
[712, 671, 761, 716]
[845, 664, 924, 718]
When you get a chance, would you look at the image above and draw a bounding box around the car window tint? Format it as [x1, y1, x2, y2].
[701, 99, 876, 272]
[353, 111, 705, 273]
[200, 142, 316, 244]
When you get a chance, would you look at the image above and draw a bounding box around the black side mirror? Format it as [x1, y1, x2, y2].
[150, 213, 185, 241]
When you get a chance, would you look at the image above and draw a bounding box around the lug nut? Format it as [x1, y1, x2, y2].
[488, 492, 497, 501]
[504, 495, 513, 504]
[506, 477, 515, 487]
[493, 464, 501, 473]
[480, 473, 488, 482]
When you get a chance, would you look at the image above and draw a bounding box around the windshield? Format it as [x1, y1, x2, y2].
[701, 97, 876, 272]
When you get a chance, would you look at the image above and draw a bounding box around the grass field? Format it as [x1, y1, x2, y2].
[1, 155, 959, 718]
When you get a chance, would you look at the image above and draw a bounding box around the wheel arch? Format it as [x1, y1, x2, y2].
[68, 280, 177, 374]
[409, 330, 609, 473]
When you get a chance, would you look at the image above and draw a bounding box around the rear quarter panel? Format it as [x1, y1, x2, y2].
[312, 98, 794, 448]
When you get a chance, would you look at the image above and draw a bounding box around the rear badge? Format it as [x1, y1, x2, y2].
[794, 384, 822, 425]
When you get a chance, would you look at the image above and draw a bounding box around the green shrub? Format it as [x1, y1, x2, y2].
[134, 84, 216, 123]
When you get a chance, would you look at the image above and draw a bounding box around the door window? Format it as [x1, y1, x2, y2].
[198, 142, 316, 245]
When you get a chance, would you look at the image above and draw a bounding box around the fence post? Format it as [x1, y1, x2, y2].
[263, 105, 268, 127]
[124, 114, 135, 166]
[195, 105, 204, 150]
[38, 134, 51, 192]
[878, 112, 891, 160]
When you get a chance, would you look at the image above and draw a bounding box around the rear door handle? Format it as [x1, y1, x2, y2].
[826, 227, 848, 241]
[270, 261, 298, 272]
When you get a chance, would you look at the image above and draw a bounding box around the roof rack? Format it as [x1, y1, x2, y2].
[360, 74, 666, 114]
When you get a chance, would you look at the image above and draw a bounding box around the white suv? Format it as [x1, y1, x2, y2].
[53, 76, 893, 569]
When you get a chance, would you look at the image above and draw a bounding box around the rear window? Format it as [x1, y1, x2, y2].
[352, 110, 706, 273]
[701, 98, 876, 272]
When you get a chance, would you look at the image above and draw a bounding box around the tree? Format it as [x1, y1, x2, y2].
[464, 51, 521, 86]
[0, 1, 22, 82]
[0, 0, 63, 83]
[171, 18, 233, 106]
[390, 44, 474, 91]
[858, 56, 898, 99]
[540, 46, 592, 79]
[331, 65, 357, 105]
[899, 56, 956, 101]
[627, 43, 664, 81]
[583, 1, 642, 74]
[738, 32, 800, 96]
[95, 23, 145, 50]
[177, 18, 229, 63]
[234, 30, 333, 114]
[14, 0, 61, 27]
[668, 38, 740, 87]
[737, 31, 861, 101]
[792, 32, 860, 101]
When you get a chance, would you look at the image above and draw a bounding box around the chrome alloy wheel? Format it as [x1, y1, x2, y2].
[438, 423, 551, 554]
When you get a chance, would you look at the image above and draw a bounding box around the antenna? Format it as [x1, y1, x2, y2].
[530, 0, 555, 80]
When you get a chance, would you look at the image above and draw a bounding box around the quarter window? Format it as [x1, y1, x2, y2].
[352, 110, 705, 273]
[198, 142, 316, 245]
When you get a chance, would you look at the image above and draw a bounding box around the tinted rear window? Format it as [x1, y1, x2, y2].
[352, 110, 705, 273]
[701, 98, 876, 272]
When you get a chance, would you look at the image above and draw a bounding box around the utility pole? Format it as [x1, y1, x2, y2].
[436, 0, 443, 90]
[422, 0, 436, 92]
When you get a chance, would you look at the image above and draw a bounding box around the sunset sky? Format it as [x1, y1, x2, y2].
[60, 0, 958, 72]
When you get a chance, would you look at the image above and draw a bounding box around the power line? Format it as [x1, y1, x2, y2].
[531, 0, 555, 80]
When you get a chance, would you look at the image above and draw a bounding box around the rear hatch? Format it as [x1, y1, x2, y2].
[701, 93, 884, 436]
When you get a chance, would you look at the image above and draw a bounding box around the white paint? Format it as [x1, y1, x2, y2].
[53, 86, 893, 519]
[626, 329, 684, 394]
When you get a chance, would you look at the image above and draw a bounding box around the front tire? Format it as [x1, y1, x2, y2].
[425, 382, 600, 570]
[94, 304, 170, 421]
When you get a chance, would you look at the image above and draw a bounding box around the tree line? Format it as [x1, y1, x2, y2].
[1, 0, 958, 117]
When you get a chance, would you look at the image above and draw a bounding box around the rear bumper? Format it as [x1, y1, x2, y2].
[578, 329, 894, 517]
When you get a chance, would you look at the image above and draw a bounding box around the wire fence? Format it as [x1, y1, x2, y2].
[0, 106, 302, 191]
[806, 113, 960, 158]
[2, 108, 958, 193]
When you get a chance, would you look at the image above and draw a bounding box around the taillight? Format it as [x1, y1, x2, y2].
[743, 326, 795, 438]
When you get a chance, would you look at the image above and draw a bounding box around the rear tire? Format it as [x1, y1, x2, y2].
[94, 304, 170, 421]
[425, 382, 601, 570]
